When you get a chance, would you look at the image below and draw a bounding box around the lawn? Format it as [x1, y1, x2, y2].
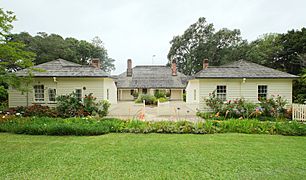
[0, 133, 306, 179]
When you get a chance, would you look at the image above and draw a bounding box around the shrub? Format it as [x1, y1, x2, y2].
[0, 101, 8, 112]
[158, 97, 168, 103]
[203, 91, 289, 120]
[24, 104, 58, 117]
[56, 93, 84, 117]
[0, 117, 305, 136]
[204, 90, 224, 113]
[135, 94, 157, 105]
[0, 86, 8, 102]
[132, 91, 139, 99]
[56, 93, 109, 117]
[154, 90, 166, 99]
[98, 100, 111, 117]
[259, 95, 287, 118]
[83, 93, 99, 115]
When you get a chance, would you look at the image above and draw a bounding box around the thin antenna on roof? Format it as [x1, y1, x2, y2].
[152, 55, 156, 64]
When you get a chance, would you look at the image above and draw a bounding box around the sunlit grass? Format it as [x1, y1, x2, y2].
[0, 133, 305, 179]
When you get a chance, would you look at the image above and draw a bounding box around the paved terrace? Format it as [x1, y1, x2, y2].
[107, 101, 201, 122]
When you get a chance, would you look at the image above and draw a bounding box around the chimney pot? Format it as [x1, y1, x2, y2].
[203, 59, 209, 69]
[171, 59, 177, 76]
[127, 59, 133, 77]
[91, 58, 101, 69]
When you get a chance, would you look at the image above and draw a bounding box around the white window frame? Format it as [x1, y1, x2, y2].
[48, 88, 57, 103]
[33, 85, 45, 102]
[216, 85, 227, 101]
[75, 89, 82, 101]
[258, 85, 268, 100]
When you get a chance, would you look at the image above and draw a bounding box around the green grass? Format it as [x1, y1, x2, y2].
[1, 133, 306, 179]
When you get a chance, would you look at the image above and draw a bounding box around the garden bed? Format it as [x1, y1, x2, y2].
[0, 117, 305, 136]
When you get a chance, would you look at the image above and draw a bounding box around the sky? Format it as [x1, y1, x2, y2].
[1, 0, 306, 74]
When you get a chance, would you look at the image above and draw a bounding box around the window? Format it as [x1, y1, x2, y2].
[217, 85, 226, 101]
[193, 89, 196, 100]
[107, 89, 110, 100]
[142, 88, 147, 94]
[34, 85, 44, 101]
[75, 89, 82, 101]
[130, 89, 134, 95]
[258, 85, 268, 100]
[48, 89, 56, 102]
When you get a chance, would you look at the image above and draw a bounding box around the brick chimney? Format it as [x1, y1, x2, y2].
[203, 59, 209, 69]
[171, 59, 177, 76]
[127, 59, 132, 77]
[91, 58, 101, 69]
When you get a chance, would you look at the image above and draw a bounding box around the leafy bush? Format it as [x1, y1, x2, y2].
[157, 97, 168, 103]
[98, 100, 111, 117]
[135, 94, 157, 105]
[56, 93, 110, 117]
[203, 91, 289, 120]
[132, 91, 139, 99]
[0, 101, 8, 112]
[83, 93, 100, 115]
[205, 90, 224, 113]
[259, 95, 287, 118]
[0, 117, 305, 136]
[24, 104, 58, 117]
[0, 86, 8, 102]
[56, 93, 84, 117]
[154, 90, 166, 99]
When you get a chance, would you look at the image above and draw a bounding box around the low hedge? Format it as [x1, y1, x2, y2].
[0, 117, 305, 136]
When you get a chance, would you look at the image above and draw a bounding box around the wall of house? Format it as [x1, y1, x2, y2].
[186, 79, 200, 104]
[170, 89, 183, 100]
[8, 77, 117, 107]
[186, 78, 293, 110]
[118, 89, 134, 101]
[103, 78, 117, 104]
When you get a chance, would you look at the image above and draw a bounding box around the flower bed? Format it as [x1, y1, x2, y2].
[0, 117, 305, 136]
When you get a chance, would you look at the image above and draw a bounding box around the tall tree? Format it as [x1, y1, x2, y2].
[245, 33, 283, 68]
[91, 36, 115, 73]
[167, 17, 246, 75]
[9, 33, 116, 73]
[277, 28, 306, 75]
[0, 8, 35, 89]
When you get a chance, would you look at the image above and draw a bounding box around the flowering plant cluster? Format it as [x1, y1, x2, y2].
[1, 93, 111, 118]
[203, 91, 289, 120]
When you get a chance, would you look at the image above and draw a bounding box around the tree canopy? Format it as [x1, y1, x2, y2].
[168, 17, 306, 102]
[167, 17, 247, 75]
[0, 8, 35, 89]
[7, 33, 115, 73]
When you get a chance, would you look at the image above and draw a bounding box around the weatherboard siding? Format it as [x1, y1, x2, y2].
[8, 77, 117, 107]
[186, 79, 200, 104]
[170, 89, 183, 100]
[103, 78, 117, 104]
[186, 79, 293, 110]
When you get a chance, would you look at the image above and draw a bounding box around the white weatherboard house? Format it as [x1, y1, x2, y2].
[9, 58, 298, 112]
[186, 59, 299, 110]
[8, 59, 117, 107]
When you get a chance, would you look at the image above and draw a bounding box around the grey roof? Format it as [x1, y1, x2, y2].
[116, 65, 188, 89]
[15, 59, 109, 77]
[194, 60, 299, 79]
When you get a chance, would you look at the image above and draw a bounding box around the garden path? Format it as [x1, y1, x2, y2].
[107, 101, 201, 121]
